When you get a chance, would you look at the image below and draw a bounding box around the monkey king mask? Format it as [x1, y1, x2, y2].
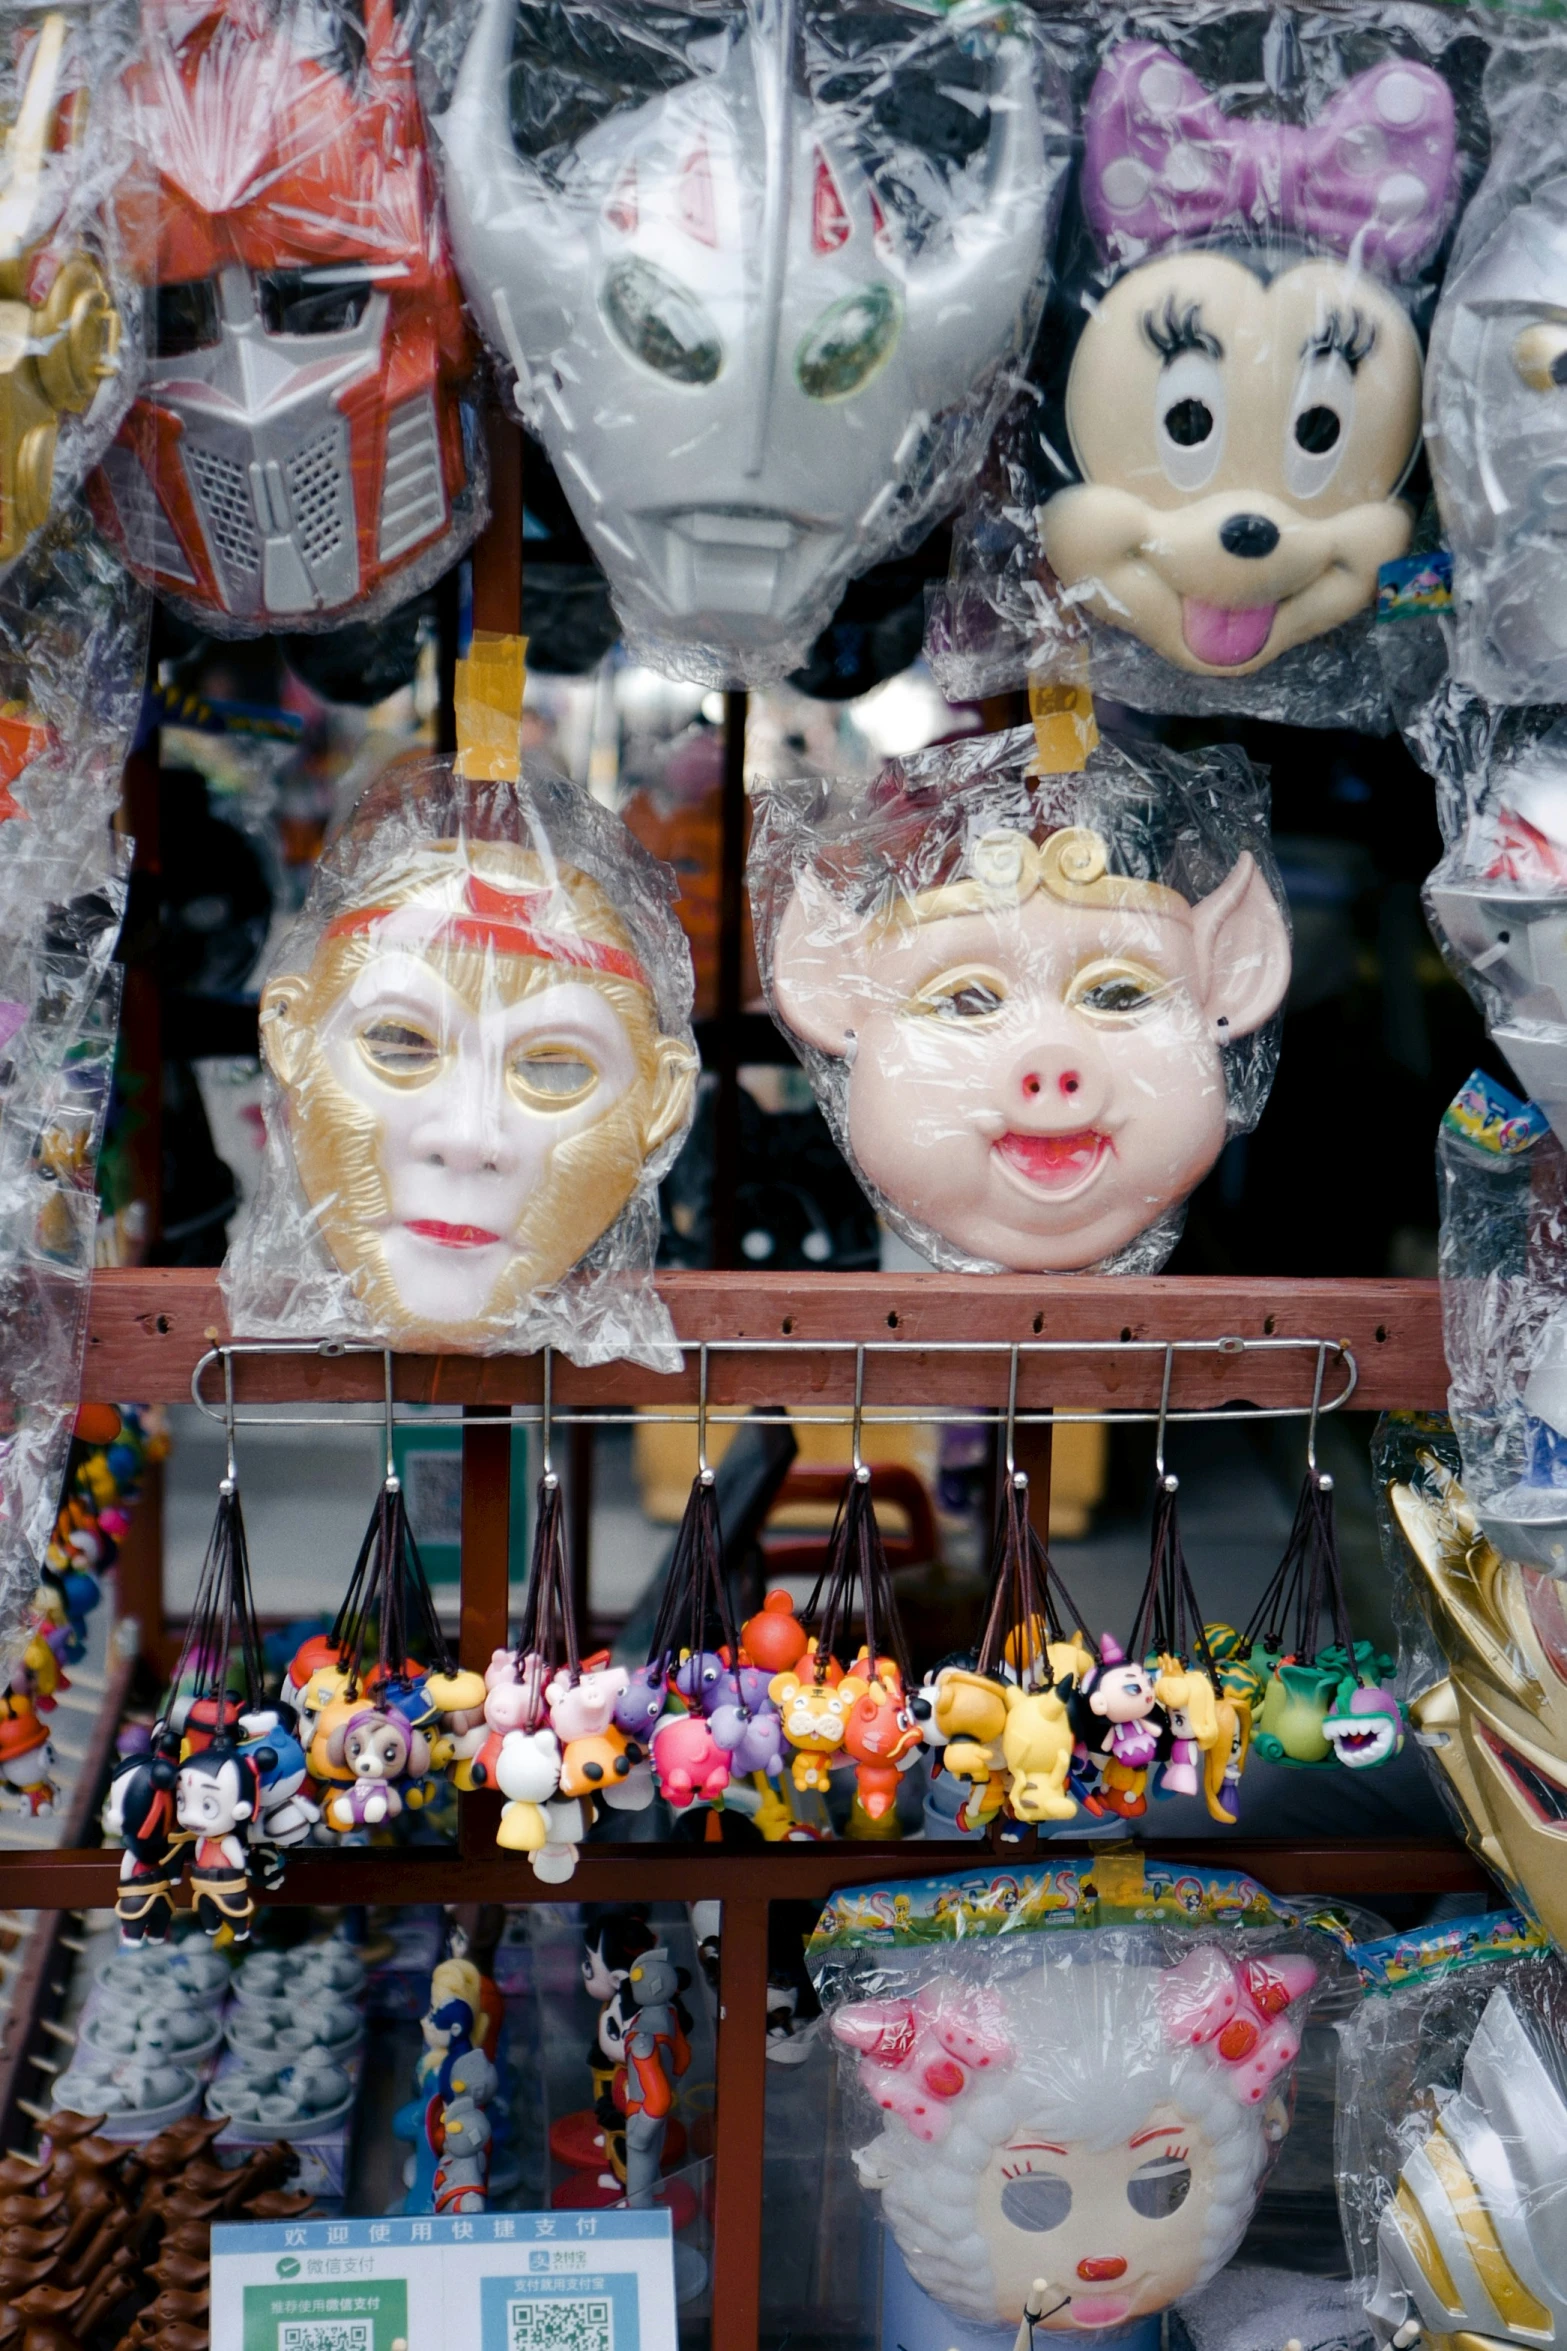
[749, 726, 1290, 1275]
[223, 762, 698, 1363]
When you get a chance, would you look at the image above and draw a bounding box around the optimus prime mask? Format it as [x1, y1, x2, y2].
[750, 728, 1290, 1276]
[1427, 145, 1567, 705]
[435, 0, 1059, 687]
[91, 0, 480, 632]
[224, 761, 699, 1361]
[1394, 1462, 1567, 1954]
[0, 11, 125, 569]
[1038, 43, 1460, 681]
[1367, 1987, 1567, 2351]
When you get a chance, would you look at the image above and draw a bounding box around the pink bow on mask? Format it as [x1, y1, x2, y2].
[1082, 42, 1459, 279]
[1159, 1946, 1316, 2104]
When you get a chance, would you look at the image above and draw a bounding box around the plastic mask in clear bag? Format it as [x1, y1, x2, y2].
[1038, 43, 1457, 680]
[0, 15, 123, 566]
[751, 735, 1291, 1276]
[1428, 166, 1567, 702]
[435, 0, 1053, 685]
[258, 839, 697, 1343]
[93, 0, 478, 631]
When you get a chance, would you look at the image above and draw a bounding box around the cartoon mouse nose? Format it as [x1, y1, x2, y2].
[1219, 513, 1280, 560]
[1077, 2258, 1128, 2283]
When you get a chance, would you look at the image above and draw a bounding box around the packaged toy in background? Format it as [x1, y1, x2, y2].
[1379, 1411, 1567, 1957]
[810, 1857, 1325, 2351]
[1425, 48, 1567, 706]
[92, 0, 485, 635]
[0, 1, 138, 578]
[1418, 690, 1567, 1146]
[748, 723, 1290, 1275]
[1334, 1906, 1567, 2351]
[1431, 1070, 1567, 1574]
[929, 6, 1484, 726]
[222, 701, 700, 1362]
[429, 0, 1075, 689]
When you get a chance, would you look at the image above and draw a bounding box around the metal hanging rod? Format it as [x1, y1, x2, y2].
[190, 1333, 1357, 1439]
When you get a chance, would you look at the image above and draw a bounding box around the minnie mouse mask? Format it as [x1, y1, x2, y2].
[223, 761, 698, 1363]
[750, 727, 1290, 1274]
[1039, 43, 1460, 680]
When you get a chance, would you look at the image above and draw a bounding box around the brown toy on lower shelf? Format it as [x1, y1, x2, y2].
[0, 2115, 313, 2351]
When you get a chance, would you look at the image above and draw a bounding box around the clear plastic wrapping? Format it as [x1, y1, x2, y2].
[1425, 42, 1567, 706]
[1417, 687, 1567, 1139]
[427, 0, 1077, 689]
[927, 3, 1486, 725]
[221, 754, 700, 1364]
[808, 1859, 1324, 2344]
[1334, 1909, 1567, 2351]
[1431, 1070, 1567, 1576]
[747, 722, 1290, 1274]
[0, 500, 148, 1671]
[89, 0, 487, 637]
[0, 0, 143, 577]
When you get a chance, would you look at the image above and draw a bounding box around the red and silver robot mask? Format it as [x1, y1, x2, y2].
[93, 0, 479, 631]
[437, 0, 1053, 685]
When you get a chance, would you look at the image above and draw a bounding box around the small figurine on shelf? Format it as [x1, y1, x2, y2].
[0, 1696, 56, 1815]
[176, 1742, 273, 1945]
[621, 1948, 692, 2209]
[103, 1744, 182, 1946]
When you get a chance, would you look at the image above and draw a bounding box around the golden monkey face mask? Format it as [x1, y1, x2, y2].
[222, 764, 698, 1364]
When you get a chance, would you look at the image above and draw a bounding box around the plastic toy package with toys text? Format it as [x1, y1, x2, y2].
[89, 0, 488, 637]
[0, 0, 141, 581]
[421, 0, 1078, 690]
[1334, 1905, 1567, 2351]
[926, 2, 1487, 729]
[1376, 1409, 1567, 1962]
[807, 1858, 1330, 2351]
[747, 721, 1290, 1276]
[221, 750, 700, 1364]
[1424, 39, 1567, 709]
[0, 506, 148, 1675]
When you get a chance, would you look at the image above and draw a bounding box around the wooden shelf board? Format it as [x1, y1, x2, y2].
[83, 1267, 1447, 1410]
[0, 1833, 1484, 1912]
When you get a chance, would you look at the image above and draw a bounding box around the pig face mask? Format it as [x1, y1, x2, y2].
[1038, 44, 1459, 678]
[258, 840, 697, 1344]
[770, 826, 1289, 1272]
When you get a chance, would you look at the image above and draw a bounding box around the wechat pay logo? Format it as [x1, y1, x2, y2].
[276, 2258, 302, 2280]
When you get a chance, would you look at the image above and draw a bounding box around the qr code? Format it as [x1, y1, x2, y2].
[508, 2296, 612, 2351]
[279, 2326, 373, 2351]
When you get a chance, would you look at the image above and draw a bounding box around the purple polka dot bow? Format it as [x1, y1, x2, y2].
[1082, 42, 1460, 279]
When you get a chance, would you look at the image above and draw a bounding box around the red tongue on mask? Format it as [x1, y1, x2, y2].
[996, 1131, 1104, 1189]
[1182, 598, 1277, 668]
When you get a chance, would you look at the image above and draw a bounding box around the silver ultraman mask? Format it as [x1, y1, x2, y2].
[437, 0, 1050, 685]
[1427, 176, 1567, 703]
[108, 263, 440, 625]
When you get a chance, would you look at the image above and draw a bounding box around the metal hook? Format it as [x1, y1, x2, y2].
[697, 1344, 713, 1487]
[220, 1351, 237, 1496]
[539, 1347, 557, 1489]
[1306, 1339, 1332, 1491]
[851, 1345, 869, 1484]
[1005, 1344, 1026, 1491]
[382, 1352, 399, 1493]
[1154, 1344, 1178, 1494]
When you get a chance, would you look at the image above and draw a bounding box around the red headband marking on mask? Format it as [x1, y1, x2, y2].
[324, 871, 650, 989]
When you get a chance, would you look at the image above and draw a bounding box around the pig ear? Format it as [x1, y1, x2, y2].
[1189, 853, 1291, 1043]
[770, 877, 872, 1059]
